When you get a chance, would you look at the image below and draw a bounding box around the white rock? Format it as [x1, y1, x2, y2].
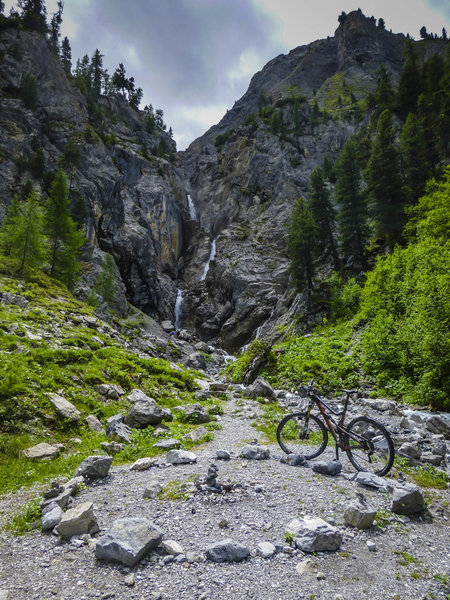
[166, 450, 197, 464]
[161, 540, 184, 556]
[130, 457, 158, 471]
[256, 542, 276, 558]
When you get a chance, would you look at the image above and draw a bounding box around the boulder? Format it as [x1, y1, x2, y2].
[181, 404, 211, 424]
[23, 442, 62, 460]
[184, 352, 207, 370]
[312, 460, 342, 476]
[241, 444, 270, 460]
[85, 414, 104, 433]
[75, 455, 113, 479]
[124, 389, 172, 428]
[256, 542, 276, 558]
[166, 450, 197, 464]
[244, 377, 276, 401]
[183, 426, 209, 442]
[56, 502, 99, 540]
[130, 457, 158, 471]
[106, 415, 132, 444]
[425, 416, 450, 439]
[344, 494, 377, 529]
[205, 538, 250, 562]
[97, 384, 124, 399]
[286, 516, 342, 553]
[41, 502, 63, 531]
[153, 438, 180, 450]
[161, 320, 174, 333]
[398, 441, 422, 460]
[143, 481, 162, 499]
[389, 482, 425, 515]
[216, 449, 231, 460]
[355, 472, 388, 489]
[47, 393, 81, 421]
[420, 451, 443, 466]
[95, 518, 164, 567]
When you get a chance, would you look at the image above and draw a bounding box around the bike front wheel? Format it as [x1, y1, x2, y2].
[277, 412, 328, 459]
[344, 416, 394, 476]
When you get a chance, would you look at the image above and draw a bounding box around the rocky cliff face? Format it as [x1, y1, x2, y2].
[0, 26, 187, 319]
[179, 11, 409, 350]
[0, 12, 445, 350]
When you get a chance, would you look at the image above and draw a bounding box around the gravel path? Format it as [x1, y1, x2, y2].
[0, 393, 449, 600]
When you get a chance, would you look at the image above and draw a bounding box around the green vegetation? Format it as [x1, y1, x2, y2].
[230, 170, 449, 409]
[0, 267, 219, 496]
[7, 496, 42, 535]
[215, 129, 234, 148]
[394, 458, 449, 489]
[283, 125, 449, 410]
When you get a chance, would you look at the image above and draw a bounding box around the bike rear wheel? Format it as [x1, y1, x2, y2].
[344, 416, 394, 476]
[277, 412, 328, 459]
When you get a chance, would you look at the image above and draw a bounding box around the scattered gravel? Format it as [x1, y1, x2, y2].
[0, 394, 449, 600]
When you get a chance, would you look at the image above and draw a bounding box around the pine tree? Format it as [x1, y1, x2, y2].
[61, 37, 72, 75]
[58, 138, 81, 196]
[45, 170, 84, 281]
[57, 219, 84, 290]
[365, 109, 404, 249]
[129, 86, 143, 110]
[372, 64, 395, 112]
[96, 253, 116, 307]
[111, 63, 128, 96]
[0, 194, 21, 255]
[48, 0, 63, 55]
[400, 112, 430, 204]
[18, 0, 47, 33]
[397, 38, 422, 119]
[335, 138, 368, 268]
[2, 191, 47, 274]
[308, 167, 340, 268]
[91, 49, 104, 98]
[288, 197, 318, 306]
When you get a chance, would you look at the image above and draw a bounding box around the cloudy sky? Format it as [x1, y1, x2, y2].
[5, 0, 450, 149]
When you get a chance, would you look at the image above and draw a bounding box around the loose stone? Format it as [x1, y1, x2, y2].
[95, 518, 164, 567]
[205, 538, 250, 562]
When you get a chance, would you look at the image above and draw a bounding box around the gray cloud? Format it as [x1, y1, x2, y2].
[426, 0, 450, 20]
[64, 0, 285, 144]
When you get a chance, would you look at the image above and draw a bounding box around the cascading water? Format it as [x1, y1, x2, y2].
[200, 238, 216, 281]
[174, 288, 183, 330]
[187, 194, 197, 220]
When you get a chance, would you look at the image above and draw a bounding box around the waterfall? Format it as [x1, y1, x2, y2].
[187, 194, 197, 220]
[174, 288, 183, 330]
[200, 238, 216, 281]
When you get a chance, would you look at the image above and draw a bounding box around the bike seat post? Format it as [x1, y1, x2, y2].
[338, 391, 351, 426]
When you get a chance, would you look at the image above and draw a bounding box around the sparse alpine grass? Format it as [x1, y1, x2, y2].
[0, 267, 220, 497]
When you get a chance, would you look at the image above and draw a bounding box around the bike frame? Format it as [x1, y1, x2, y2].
[304, 389, 366, 460]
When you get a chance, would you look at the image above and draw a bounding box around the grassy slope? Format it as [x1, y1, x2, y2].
[0, 261, 221, 496]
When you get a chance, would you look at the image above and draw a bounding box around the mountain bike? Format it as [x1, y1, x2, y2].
[276, 379, 394, 476]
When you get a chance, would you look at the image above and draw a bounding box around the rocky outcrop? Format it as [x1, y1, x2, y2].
[179, 11, 433, 349]
[0, 26, 187, 320]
